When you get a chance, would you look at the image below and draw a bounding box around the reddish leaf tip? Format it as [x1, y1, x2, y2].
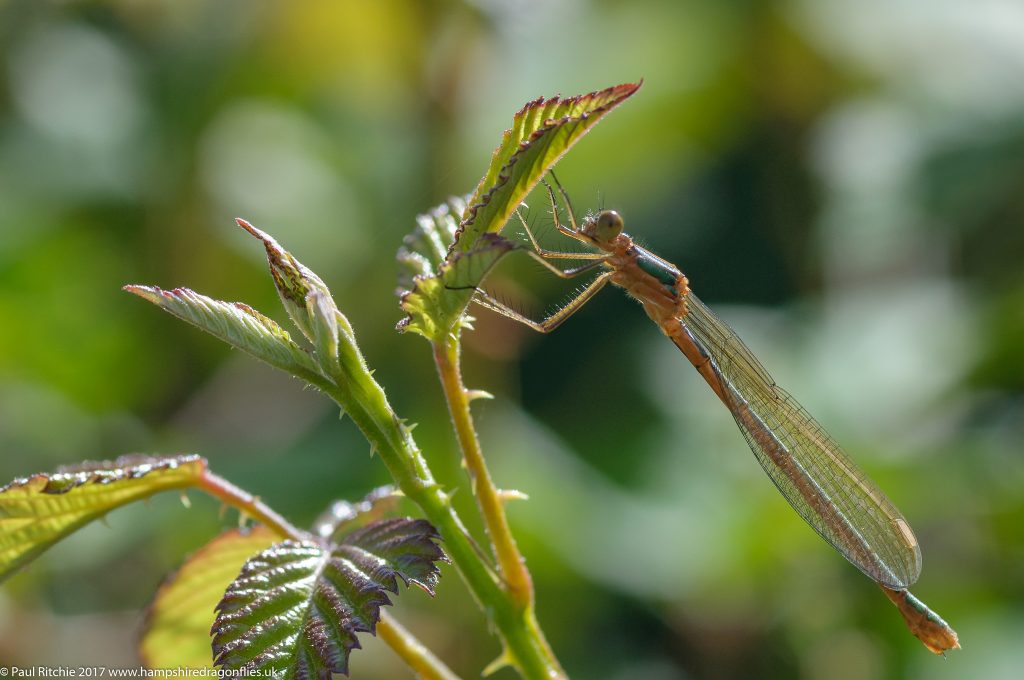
[235, 217, 256, 234]
[235, 218, 282, 258]
[123, 283, 156, 295]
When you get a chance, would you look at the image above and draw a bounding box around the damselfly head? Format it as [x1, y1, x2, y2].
[582, 210, 623, 246]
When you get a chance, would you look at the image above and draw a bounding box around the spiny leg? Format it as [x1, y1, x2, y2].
[467, 175, 609, 331]
[548, 170, 581, 232]
[453, 222, 608, 328]
[514, 207, 605, 262]
[520, 247, 608, 278]
[443, 219, 605, 304]
[540, 178, 579, 238]
[470, 271, 613, 333]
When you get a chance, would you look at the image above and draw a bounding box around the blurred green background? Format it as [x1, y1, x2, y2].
[1, 0, 1022, 678]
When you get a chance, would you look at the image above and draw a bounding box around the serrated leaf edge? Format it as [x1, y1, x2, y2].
[451, 81, 641, 254]
[211, 519, 447, 677]
[123, 285, 320, 377]
[0, 455, 208, 582]
[0, 454, 206, 496]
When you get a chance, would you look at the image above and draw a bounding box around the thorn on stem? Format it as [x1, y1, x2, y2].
[482, 648, 514, 677]
[498, 489, 529, 503]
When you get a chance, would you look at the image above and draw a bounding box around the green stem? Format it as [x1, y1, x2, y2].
[196, 469, 464, 680]
[377, 611, 463, 680]
[432, 336, 532, 606]
[308, 321, 565, 679]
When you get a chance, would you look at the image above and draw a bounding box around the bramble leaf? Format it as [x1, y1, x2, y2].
[140, 526, 278, 669]
[234, 218, 362, 384]
[0, 455, 207, 581]
[396, 196, 467, 293]
[398, 232, 516, 341]
[211, 518, 447, 678]
[236, 218, 351, 349]
[453, 81, 640, 253]
[307, 289, 341, 376]
[396, 83, 640, 341]
[124, 285, 320, 379]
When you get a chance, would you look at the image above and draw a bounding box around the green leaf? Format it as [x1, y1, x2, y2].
[396, 196, 468, 293]
[236, 218, 343, 348]
[307, 289, 341, 376]
[396, 83, 641, 341]
[453, 81, 641, 253]
[0, 455, 207, 581]
[124, 285, 321, 379]
[211, 518, 447, 678]
[398, 233, 516, 341]
[140, 526, 279, 669]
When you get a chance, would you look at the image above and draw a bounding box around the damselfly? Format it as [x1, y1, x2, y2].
[471, 179, 922, 590]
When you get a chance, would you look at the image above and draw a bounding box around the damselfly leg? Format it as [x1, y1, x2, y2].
[467, 178, 615, 333]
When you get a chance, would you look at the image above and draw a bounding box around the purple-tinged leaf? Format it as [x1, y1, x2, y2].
[339, 519, 445, 595]
[211, 518, 446, 678]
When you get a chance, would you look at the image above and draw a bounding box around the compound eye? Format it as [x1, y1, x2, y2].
[595, 210, 624, 242]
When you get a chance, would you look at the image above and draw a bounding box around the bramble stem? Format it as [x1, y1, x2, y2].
[196, 469, 463, 680]
[432, 336, 533, 606]
[139, 217, 566, 676]
[431, 335, 564, 678]
[377, 612, 463, 680]
[307, 315, 565, 679]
